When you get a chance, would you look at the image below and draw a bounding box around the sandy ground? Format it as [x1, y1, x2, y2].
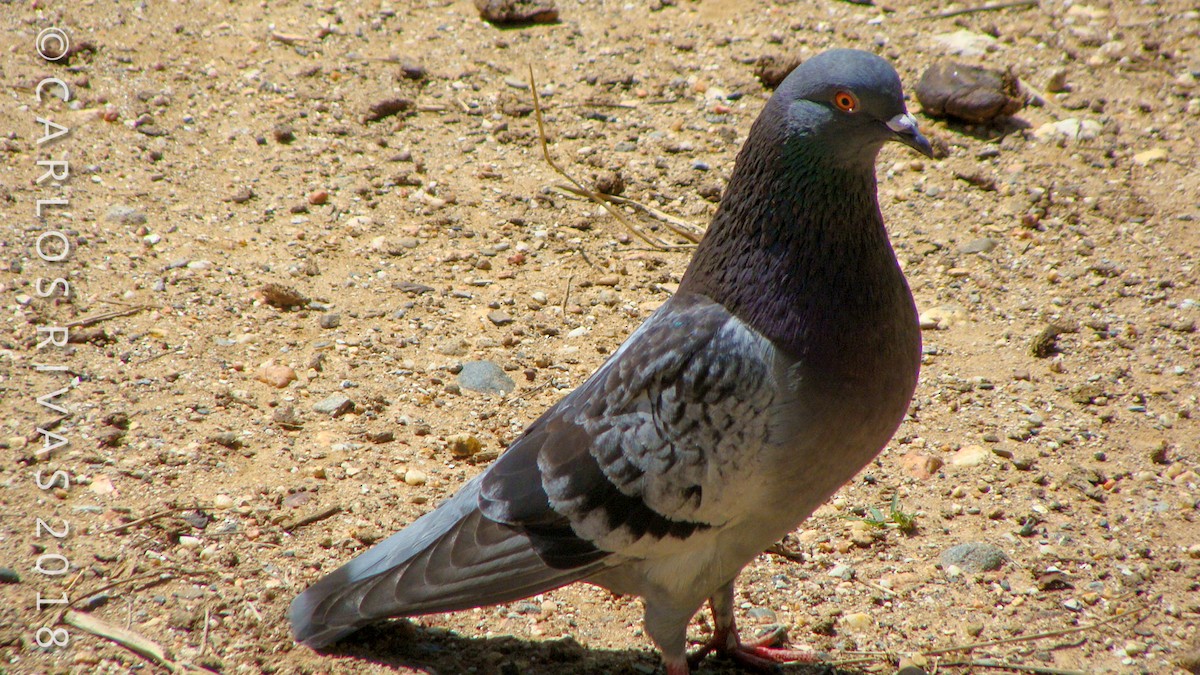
[2, 0, 1199, 673]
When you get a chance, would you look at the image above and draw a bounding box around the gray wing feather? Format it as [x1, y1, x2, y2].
[290, 292, 793, 648]
[288, 476, 606, 648]
[483, 292, 791, 558]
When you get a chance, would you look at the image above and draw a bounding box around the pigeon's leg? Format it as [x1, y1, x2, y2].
[687, 580, 821, 671]
[645, 599, 703, 675]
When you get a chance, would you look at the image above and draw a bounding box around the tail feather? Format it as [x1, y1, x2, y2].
[289, 476, 605, 648]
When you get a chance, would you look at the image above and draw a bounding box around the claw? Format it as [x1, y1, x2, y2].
[687, 623, 821, 671]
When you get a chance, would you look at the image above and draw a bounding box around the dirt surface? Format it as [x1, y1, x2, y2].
[3, 1, 1199, 674]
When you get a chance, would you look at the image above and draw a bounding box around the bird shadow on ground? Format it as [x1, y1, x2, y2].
[319, 621, 869, 675]
[932, 115, 1032, 144]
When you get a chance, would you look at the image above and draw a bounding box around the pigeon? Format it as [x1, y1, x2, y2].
[290, 48, 932, 674]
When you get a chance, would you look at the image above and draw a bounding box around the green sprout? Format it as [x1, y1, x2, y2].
[855, 494, 918, 533]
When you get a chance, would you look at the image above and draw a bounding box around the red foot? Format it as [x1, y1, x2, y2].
[687, 625, 821, 671]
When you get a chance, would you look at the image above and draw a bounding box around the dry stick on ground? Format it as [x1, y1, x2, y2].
[70, 571, 176, 609]
[528, 66, 693, 251]
[279, 505, 343, 532]
[102, 504, 215, 535]
[61, 609, 202, 673]
[936, 660, 1087, 675]
[553, 185, 705, 243]
[198, 606, 211, 658]
[764, 541, 805, 563]
[831, 605, 1149, 668]
[500, 380, 554, 407]
[916, 0, 1038, 20]
[561, 274, 574, 318]
[64, 304, 153, 329]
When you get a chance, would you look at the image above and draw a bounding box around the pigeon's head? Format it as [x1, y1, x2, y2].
[774, 49, 932, 168]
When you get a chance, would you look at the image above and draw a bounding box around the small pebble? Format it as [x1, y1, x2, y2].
[254, 364, 297, 389]
[448, 434, 482, 459]
[900, 453, 943, 480]
[950, 445, 989, 467]
[841, 612, 873, 632]
[458, 360, 516, 395]
[474, 0, 558, 24]
[313, 393, 354, 417]
[1131, 148, 1167, 166]
[106, 205, 147, 225]
[487, 310, 514, 326]
[827, 563, 855, 580]
[941, 542, 1007, 572]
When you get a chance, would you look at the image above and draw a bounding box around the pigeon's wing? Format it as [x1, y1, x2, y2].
[290, 292, 791, 648]
[480, 291, 793, 560]
[288, 473, 608, 648]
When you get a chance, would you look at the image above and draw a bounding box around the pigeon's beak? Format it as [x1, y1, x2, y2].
[887, 112, 933, 158]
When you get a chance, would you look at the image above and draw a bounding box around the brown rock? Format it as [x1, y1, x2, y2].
[915, 61, 1024, 123]
[364, 98, 413, 123]
[448, 434, 482, 459]
[258, 283, 309, 309]
[900, 453, 944, 480]
[487, 310, 514, 326]
[593, 170, 626, 196]
[255, 363, 297, 388]
[229, 187, 255, 203]
[753, 53, 801, 89]
[474, 0, 558, 24]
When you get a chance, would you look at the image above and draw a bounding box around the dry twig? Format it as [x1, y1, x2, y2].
[102, 504, 214, 535]
[279, 505, 343, 532]
[71, 571, 175, 609]
[916, 0, 1038, 20]
[62, 609, 200, 672]
[64, 304, 153, 329]
[554, 185, 704, 243]
[832, 605, 1149, 668]
[936, 660, 1087, 675]
[529, 66, 692, 251]
[561, 274, 574, 317]
[198, 606, 211, 657]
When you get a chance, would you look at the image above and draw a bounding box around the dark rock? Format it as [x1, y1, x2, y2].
[916, 61, 1024, 123]
[395, 281, 435, 295]
[313, 393, 354, 417]
[273, 405, 302, 428]
[399, 62, 427, 80]
[259, 283, 309, 309]
[364, 98, 413, 122]
[273, 124, 296, 143]
[106, 205, 147, 225]
[209, 431, 242, 449]
[593, 171, 625, 196]
[958, 237, 997, 254]
[474, 0, 558, 24]
[753, 53, 801, 89]
[229, 187, 255, 203]
[941, 542, 1007, 572]
[458, 360, 516, 395]
[1029, 323, 1075, 358]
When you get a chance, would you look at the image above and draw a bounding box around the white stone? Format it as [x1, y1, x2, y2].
[933, 30, 997, 57]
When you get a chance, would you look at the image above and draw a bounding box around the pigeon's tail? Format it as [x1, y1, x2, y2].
[289, 476, 602, 649]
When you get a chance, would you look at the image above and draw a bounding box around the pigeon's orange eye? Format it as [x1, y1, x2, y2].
[833, 91, 859, 112]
